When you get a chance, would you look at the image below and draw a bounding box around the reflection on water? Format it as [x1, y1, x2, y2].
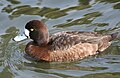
[6, 0, 21, 4]
[2, 2, 91, 19]
[80, 72, 120, 78]
[0, 0, 120, 78]
[54, 12, 102, 28]
[113, 3, 120, 9]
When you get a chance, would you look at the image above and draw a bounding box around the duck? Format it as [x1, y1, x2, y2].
[14, 20, 118, 62]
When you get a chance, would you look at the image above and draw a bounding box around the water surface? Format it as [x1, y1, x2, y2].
[0, 0, 120, 78]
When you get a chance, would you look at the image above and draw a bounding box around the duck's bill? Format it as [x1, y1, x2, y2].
[13, 29, 30, 42]
[13, 34, 28, 42]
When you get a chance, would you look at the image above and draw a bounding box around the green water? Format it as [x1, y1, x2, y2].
[0, 0, 120, 78]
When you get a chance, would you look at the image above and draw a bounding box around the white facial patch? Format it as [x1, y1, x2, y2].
[24, 29, 30, 38]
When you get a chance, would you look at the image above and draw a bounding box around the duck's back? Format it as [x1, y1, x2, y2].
[46, 31, 117, 61]
[49, 31, 113, 51]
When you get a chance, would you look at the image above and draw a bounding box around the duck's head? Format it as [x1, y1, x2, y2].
[14, 20, 49, 46]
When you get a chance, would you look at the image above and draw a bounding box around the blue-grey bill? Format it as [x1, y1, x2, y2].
[13, 29, 30, 42]
[13, 34, 28, 41]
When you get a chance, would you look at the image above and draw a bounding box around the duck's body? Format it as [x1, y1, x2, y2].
[23, 20, 117, 62]
[14, 20, 118, 62]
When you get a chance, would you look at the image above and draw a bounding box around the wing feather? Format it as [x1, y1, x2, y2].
[49, 31, 110, 51]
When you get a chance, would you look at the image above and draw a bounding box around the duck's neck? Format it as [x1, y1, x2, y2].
[35, 39, 49, 47]
[35, 32, 49, 47]
[37, 35, 49, 46]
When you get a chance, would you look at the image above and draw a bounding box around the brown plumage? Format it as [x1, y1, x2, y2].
[24, 20, 118, 62]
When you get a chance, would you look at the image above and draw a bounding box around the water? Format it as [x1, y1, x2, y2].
[0, 0, 120, 78]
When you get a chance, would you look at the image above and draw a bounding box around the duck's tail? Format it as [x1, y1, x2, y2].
[110, 32, 118, 41]
[98, 32, 118, 52]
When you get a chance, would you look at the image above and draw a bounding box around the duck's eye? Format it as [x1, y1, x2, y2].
[30, 28, 34, 31]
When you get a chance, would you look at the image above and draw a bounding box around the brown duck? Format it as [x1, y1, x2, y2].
[14, 20, 118, 62]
